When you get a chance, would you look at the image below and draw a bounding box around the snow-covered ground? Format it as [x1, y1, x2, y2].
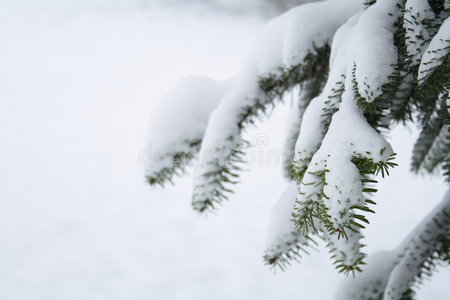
[0, 1, 448, 299]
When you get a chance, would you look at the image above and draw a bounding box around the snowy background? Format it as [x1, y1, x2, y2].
[0, 0, 448, 299]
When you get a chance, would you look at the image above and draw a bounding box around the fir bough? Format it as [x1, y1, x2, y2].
[147, 0, 450, 296]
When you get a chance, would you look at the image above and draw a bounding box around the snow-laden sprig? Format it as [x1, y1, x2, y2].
[291, 0, 400, 275]
[291, 10, 360, 182]
[263, 183, 318, 271]
[145, 77, 231, 186]
[336, 190, 450, 300]
[283, 76, 327, 179]
[294, 76, 396, 274]
[192, 0, 364, 213]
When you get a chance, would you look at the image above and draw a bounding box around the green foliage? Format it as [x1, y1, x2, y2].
[192, 142, 247, 213]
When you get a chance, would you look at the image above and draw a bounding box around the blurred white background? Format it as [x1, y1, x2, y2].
[0, 1, 448, 299]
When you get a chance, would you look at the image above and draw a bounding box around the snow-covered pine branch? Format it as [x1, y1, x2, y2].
[147, 0, 450, 290]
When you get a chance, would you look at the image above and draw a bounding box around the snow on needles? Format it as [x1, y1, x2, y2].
[148, 0, 449, 284]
